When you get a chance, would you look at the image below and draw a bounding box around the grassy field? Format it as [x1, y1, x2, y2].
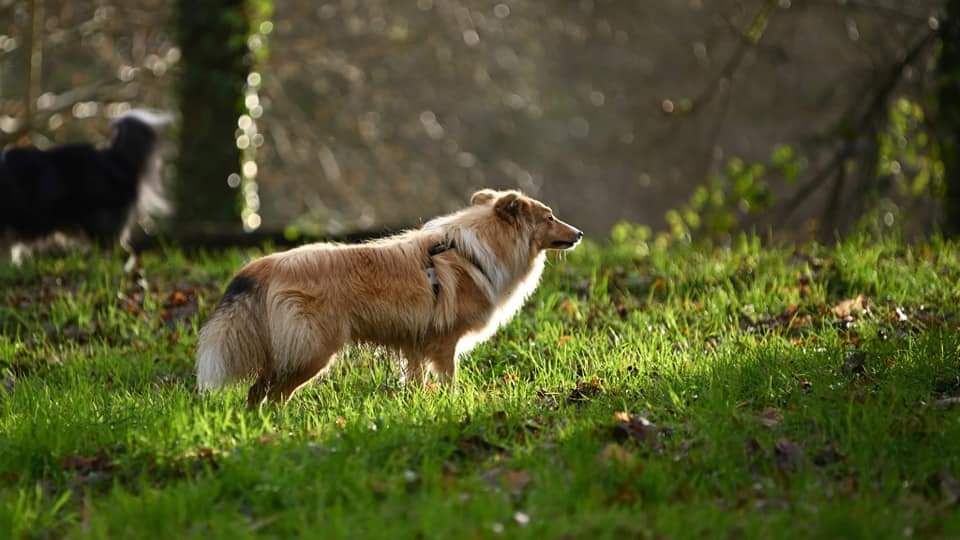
[1, 232, 959, 539]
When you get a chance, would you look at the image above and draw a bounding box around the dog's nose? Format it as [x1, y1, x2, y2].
[576, 230, 584, 241]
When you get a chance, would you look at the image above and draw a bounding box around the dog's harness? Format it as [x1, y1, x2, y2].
[425, 241, 451, 295]
[426, 239, 491, 296]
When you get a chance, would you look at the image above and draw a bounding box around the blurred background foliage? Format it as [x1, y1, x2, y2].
[0, 0, 957, 242]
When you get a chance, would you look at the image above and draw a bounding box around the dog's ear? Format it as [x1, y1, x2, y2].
[494, 192, 529, 223]
[471, 189, 497, 206]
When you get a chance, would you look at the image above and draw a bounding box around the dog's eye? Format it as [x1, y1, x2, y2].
[547, 215, 555, 222]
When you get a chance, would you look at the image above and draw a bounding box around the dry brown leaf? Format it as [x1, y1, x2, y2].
[502, 469, 531, 493]
[611, 412, 663, 451]
[558, 298, 579, 317]
[833, 295, 867, 319]
[812, 444, 845, 467]
[842, 351, 868, 376]
[61, 451, 114, 474]
[567, 377, 604, 404]
[168, 290, 190, 306]
[598, 443, 636, 467]
[935, 397, 960, 409]
[256, 433, 278, 445]
[161, 289, 198, 324]
[774, 438, 804, 471]
[758, 407, 782, 428]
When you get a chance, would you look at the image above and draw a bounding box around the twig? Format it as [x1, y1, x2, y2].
[821, 160, 848, 233]
[774, 28, 938, 225]
[638, 0, 780, 154]
[689, 0, 779, 114]
[800, 0, 933, 23]
[0, 81, 118, 147]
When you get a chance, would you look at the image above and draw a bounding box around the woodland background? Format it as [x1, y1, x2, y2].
[0, 0, 957, 241]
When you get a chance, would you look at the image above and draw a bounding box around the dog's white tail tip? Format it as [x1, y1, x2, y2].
[196, 347, 229, 391]
[114, 108, 174, 128]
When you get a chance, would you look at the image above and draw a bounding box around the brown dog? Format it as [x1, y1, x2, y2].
[196, 189, 582, 405]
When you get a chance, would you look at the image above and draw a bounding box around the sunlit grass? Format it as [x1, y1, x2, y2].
[0, 234, 958, 538]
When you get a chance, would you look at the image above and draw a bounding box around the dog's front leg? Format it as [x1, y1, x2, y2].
[0, 234, 10, 265]
[402, 348, 426, 387]
[429, 341, 459, 388]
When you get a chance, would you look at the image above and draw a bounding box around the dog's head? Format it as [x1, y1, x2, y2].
[470, 189, 583, 252]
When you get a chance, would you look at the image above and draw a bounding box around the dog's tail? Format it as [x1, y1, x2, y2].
[109, 110, 173, 248]
[197, 273, 269, 391]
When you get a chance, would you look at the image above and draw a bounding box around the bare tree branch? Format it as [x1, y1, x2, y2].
[0, 81, 123, 147]
[688, 0, 780, 114]
[800, 0, 934, 23]
[25, 0, 45, 127]
[773, 27, 939, 226]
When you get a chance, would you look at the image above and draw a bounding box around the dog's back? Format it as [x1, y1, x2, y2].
[1, 144, 133, 240]
[0, 111, 168, 245]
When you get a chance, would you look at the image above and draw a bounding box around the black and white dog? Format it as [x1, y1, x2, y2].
[0, 110, 170, 266]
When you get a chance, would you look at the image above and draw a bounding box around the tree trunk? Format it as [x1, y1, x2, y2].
[173, 0, 250, 232]
[941, 0, 960, 235]
[25, 0, 44, 132]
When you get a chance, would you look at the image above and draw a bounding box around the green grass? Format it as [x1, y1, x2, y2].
[1, 233, 959, 539]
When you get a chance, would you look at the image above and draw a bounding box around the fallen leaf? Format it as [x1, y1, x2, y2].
[935, 397, 960, 409]
[567, 377, 604, 405]
[195, 447, 217, 462]
[598, 443, 636, 467]
[812, 444, 845, 467]
[1, 375, 14, 395]
[558, 298, 579, 318]
[536, 389, 561, 410]
[455, 435, 506, 459]
[61, 450, 116, 486]
[502, 469, 531, 494]
[758, 407, 782, 428]
[161, 289, 199, 325]
[557, 335, 572, 346]
[939, 471, 960, 506]
[774, 438, 804, 471]
[798, 274, 813, 298]
[842, 351, 868, 376]
[833, 295, 867, 319]
[0, 471, 19, 484]
[742, 304, 811, 334]
[61, 451, 114, 474]
[611, 411, 664, 451]
[256, 433, 278, 445]
[838, 474, 859, 495]
[745, 438, 763, 460]
[168, 290, 189, 306]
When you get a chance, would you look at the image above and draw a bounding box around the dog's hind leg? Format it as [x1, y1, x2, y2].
[246, 346, 339, 407]
[261, 293, 346, 404]
[427, 339, 459, 388]
[246, 372, 273, 408]
[0, 235, 10, 265]
[267, 347, 339, 403]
